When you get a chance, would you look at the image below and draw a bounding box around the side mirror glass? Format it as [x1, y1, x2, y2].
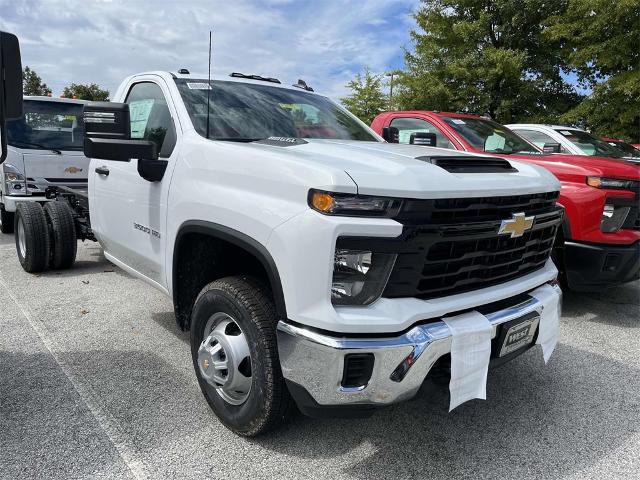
[382, 126, 399, 143]
[410, 132, 437, 147]
[542, 142, 562, 154]
[83, 102, 158, 162]
[0, 31, 23, 163]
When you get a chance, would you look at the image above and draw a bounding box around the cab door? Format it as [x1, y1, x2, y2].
[89, 77, 179, 290]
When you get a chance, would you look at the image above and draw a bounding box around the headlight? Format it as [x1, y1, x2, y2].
[587, 177, 639, 191]
[3, 164, 26, 194]
[309, 190, 402, 217]
[5, 172, 24, 182]
[332, 248, 396, 305]
[601, 203, 631, 233]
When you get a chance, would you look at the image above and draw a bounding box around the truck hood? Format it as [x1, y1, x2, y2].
[509, 152, 640, 180]
[237, 138, 560, 198]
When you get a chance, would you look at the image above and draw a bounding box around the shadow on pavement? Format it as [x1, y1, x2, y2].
[562, 281, 639, 328]
[256, 343, 640, 479]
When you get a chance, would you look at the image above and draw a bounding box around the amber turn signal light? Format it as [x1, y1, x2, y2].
[311, 191, 334, 212]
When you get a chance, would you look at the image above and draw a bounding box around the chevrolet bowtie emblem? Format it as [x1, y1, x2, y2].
[498, 212, 534, 238]
[65, 166, 83, 174]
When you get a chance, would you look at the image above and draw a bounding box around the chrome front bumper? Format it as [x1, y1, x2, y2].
[277, 283, 562, 408]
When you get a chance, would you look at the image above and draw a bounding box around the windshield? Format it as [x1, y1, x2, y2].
[175, 79, 378, 142]
[555, 129, 625, 158]
[7, 100, 85, 151]
[604, 140, 640, 158]
[442, 116, 540, 155]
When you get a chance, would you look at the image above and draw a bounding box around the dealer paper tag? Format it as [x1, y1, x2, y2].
[442, 311, 492, 411]
[530, 283, 561, 363]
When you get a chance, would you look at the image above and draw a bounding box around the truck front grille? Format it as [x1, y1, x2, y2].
[385, 192, 562, 299]
[338, 192, 562, 301]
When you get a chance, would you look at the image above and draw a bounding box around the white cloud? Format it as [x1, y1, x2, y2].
[0, 0, 418, 100]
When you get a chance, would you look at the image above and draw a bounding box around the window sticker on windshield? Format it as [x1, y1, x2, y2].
[186, 82, 212, 90]
[129, 99, 155, 139]
[278, 103, 295, 109]
[451, 119, 466, 124]
[559, 130, 574, 136]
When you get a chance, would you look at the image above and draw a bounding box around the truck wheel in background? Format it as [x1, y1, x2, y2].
[190, 276, 295, 436]
[44, 202, 77, 270]
[0, 204, 14, 234]
[14, 203, 50, 273]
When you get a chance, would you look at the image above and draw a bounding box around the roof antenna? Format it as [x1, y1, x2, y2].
[206, 30, 212, 139]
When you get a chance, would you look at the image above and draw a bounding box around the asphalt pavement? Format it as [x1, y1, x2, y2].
[0, 231, 638, 480]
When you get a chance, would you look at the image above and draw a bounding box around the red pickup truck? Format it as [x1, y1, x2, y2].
[371, 111, 640, 291]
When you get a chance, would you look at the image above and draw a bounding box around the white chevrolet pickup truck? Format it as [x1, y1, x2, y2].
[11, 70, 563, 436]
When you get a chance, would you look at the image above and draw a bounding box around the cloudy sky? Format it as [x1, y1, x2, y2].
[0, 0, 419, 100]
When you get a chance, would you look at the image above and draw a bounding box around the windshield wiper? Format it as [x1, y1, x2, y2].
[56, 145, 83, 151]
[11, 141, 61, 154]
[484, 148, 513, 155]
[213, 138, 265, 143]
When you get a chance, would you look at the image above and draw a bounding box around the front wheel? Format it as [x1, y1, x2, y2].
[190, 276, 294, 436]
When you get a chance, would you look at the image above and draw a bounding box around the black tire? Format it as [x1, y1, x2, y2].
[44, 202, 77, 270]
[15, 203, 50, 273]
[190, 276, 294, 436]
[0, 204, 14, 234]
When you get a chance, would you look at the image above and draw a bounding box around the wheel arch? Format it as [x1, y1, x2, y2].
[172, 220, 287, 330]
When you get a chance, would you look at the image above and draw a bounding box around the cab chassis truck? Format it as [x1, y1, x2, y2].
[12, 70, 563, 436]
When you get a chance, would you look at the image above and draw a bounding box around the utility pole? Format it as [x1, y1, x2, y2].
[386, 70, 401, 110]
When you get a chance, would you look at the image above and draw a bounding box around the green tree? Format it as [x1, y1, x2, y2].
[397, 0, 582, 124]
[341, 68, 387, 124]
[23, 66, 52, 96]
[547, 0, 640, 141]
[62, 83, 109, 101]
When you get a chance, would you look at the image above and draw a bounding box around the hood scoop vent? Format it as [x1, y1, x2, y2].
[416, 155, 518, 173]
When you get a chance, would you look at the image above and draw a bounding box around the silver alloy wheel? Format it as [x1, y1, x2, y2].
[17, 218, 26, 258]
[197, 312, 252, 405]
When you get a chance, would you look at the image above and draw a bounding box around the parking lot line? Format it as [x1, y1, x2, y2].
[0, 271, 149, 480]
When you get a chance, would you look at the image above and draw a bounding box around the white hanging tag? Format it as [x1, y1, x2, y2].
[442, 311, 492, 411]
[530, 284, 562, 363]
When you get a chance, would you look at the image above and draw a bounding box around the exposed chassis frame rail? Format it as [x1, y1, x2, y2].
[45, 186, 95, 242]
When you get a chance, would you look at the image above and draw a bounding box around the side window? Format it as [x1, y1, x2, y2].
[125, 82, 176, 157]
[389, 117, 455, 150]
[516, 129, 565, 153]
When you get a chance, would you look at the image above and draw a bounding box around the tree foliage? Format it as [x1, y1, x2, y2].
[62, 83, 109, 101]
[341, 68, 388, 125]
[395, 0, 582, 124]
[23, 66, 52, 96]
[547, 0, 640, 141]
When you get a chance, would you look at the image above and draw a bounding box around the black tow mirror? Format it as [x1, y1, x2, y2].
[410, 132, 437, 147]
[542, 142, 562, 154]
[83, 102, 158, 162]
[0, 32, 23, 163]
[382, 126, 399, 143]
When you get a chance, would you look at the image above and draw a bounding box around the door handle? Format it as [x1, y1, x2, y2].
[95, 166, 110, 176]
